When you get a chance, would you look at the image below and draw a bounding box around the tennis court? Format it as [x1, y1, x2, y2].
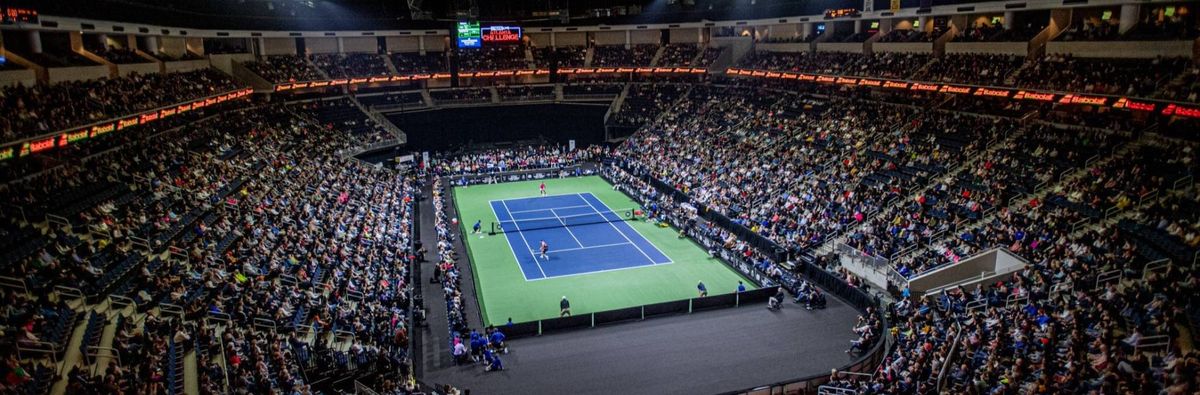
[490, 193, 672, 280]
[453, 176, 754, 325]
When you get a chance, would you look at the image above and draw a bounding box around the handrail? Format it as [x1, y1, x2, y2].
[86, 345, 121, 372]
[1094, 269, 1122, 291]
[1143, 258, 1171, 280]
[253, 317, 277, 331]
[935, 318, 964, 392]
[46, 213, 71, 229]
[206, 311, 232, 324]
[107, 294, 136, 316]
[54, 285, 85, 303]
[131, 235, 152, 253]
[160, 303, 185, 318]
[16, 341, 61, 372]
[0, 275, 29, 294]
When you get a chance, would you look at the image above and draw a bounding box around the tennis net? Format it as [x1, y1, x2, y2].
[492, 208, 642, 234]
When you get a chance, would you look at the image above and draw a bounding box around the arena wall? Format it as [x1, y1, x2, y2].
[1046, 40, 1193, 58]
[262, 38, 297, 55]
[944, 42, 1028, 56]
[816, 42, 864, 53]
[385, 36, 421, 53]
[48, 65, 111, 83]
[305, 37, 338, 54]
[0, 69, 36, 87]
[117, 62, 162, 76]
[342, 37, 377, 53]
[873, 42, 934, 53]
[755, 43, 809, 53]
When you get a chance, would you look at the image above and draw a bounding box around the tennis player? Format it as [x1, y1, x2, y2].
[539, 182, 547, 196]
[539, 240, 549, 260]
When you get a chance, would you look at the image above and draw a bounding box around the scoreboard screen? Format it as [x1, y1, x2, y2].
[457, 21, 481, 48]
[481, 25, 522, 44]
[1, 5, 37, 24]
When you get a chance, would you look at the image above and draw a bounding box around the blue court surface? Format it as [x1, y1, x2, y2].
[489, 192, 673, 280]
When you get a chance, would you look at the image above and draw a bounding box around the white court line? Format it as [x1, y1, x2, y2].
[487, 201, 535, 280]
[549, 208, 585, 248]
[525, 261, 659, 281]
[487, 192, 591, 204]
[526, 241, 633, 255]
[498, 200, 548, 279]
[577, 193, 660, 265]
[507, 204, 591, 214]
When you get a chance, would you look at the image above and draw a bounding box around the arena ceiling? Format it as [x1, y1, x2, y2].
[13, 0, 973, 30]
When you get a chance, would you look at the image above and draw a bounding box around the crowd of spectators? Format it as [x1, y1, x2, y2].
[358, 91, 426, 109]
[917, 54, 1024, 87]
[91, 48, 152, 64]
[295, 97, 397, 144]
[1157, 64, 1200, 102]
[312, 53, 391, 78]
[604, 78, 1200, 395]
[607, 83, 687, 128]
[1059, 19, 1121, 41]
[495, 85, 555, 101]
[430, 88, 492, 104]
[591, 44, 659, 67]
[878, 29, 934, 43]
[843, 113, 1019, 262]
[430, 145, 597, 176]
[657, 44, 701, 67]
[738, 49, 1197, 101]
[561, 82, 624, 98]
[243, 55, 324, 83]
[390, 52, 448, 74]
[533, 46, 587, 68]
[615, 85, 921, 251]
[0, 68, 240, 142]
[0, 100, 420, 394]
[739, 51, 931, 80]
[457, 46, 529, 71]
[1013, 55, 1191, 97]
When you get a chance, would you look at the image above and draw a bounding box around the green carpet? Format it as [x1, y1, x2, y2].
[452, 176, 755, 325]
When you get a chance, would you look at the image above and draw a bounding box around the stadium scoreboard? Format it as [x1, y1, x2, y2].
[1, 5, 37, 24]
[481, 25, 522, 43]
[457, 21, 482, 48]
[457, 21, 523, 48]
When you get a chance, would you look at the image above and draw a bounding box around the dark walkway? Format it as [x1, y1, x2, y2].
[421, 295, 861, 395]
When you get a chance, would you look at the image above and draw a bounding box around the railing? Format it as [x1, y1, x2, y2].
[0, 275, 29, 294]
[160, 302, 185, 318]
[131, 235, 151, 253]
[54, 285, 85, 305]
[17, 341, 61, 373]
[1143, 258, 1171, 280]
[1173, 175, 1194, 191]
[46, 213, 71, 229]
[1093, 269, 1122, 291]
[107, 294, 136, 316]
[86, 346, 120, 375]
[935, 318, 964, 392]
[1134, 335, 1172, 354]
[253, 317, 277, 332]
[354, 380, 381, 395]
[503, 287, 780, 339]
